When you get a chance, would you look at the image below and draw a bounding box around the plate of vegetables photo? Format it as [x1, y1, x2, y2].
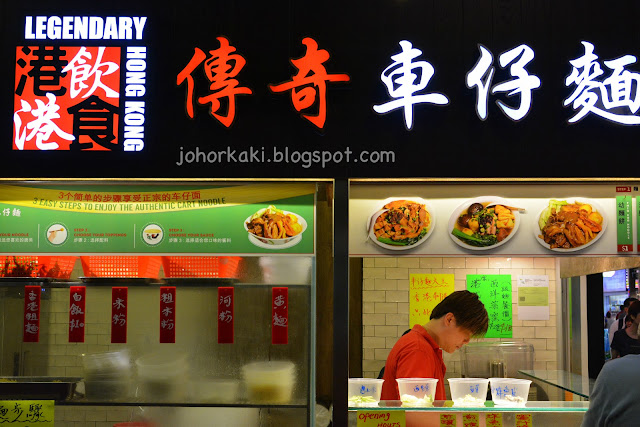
[534, 198, 606, 252]
[367, 198, 435, 251]
[245, 205, 307, 249]
[449, 197, 520, 250]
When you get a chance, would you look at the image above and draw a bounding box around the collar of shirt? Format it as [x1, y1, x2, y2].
[412, 324, 443, 358]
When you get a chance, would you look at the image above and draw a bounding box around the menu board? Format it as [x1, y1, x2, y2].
[349, 183, 625, 256]
[0, 183, 315, 254]
[467, 275, 513, 339]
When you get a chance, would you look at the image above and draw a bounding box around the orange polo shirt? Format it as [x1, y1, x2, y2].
[380, 324, 446, 401]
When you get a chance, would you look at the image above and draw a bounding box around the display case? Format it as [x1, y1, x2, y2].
[0, 181, 325, 427]
[348, 401, 589, 426]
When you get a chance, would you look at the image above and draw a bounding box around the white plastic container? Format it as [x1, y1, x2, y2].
[136, 352, 188, 401]
[347, 378, 384, 407]
[489, 378, 531, 406]
[396, 378, 438, 407]
[189, 379, 240, 403]
[448, 378, 489, 407]
[241, 361, 295, 404]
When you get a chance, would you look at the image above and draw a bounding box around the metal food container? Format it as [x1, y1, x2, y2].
[460, 342, 534, 379]
[0, 377, 81, 400]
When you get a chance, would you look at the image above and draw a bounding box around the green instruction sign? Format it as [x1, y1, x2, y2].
[467, 275, 513, 338]
[0, 183, 315, 254]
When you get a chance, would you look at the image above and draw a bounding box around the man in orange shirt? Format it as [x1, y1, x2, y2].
[381, 290, 489, 401]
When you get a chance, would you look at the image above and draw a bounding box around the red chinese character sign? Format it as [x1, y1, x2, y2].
[14, 46, 121, 150]
[218, 287, 234, 343]
[272, 287, 288, 344]
[409, 274, 454, 328]
[23, 285, 40, 342]
[160, 286, 176, 343]
[177, 37, 252, 127]
[111, 287, 128, 343]
[269, 38, 350, 128]
[69, 286, 86, 342]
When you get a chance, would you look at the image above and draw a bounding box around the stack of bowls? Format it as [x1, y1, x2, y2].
[83, 350, 133, 400]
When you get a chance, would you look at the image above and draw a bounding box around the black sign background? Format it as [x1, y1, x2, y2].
[2, 0, 640, 179]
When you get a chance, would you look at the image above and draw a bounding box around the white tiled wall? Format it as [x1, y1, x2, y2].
[361, 257, 559, 379]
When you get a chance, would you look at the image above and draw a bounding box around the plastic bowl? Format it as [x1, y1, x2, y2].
[242, 361, 295, 404]
[347, 378, 384, 407]
[448, 378, 489, 407]
[396, 378, 438, 407]
[489, 378, 531, 406]
[244, 211, 307, 245]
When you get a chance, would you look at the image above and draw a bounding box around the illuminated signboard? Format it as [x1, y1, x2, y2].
[13, 16, 147, 151]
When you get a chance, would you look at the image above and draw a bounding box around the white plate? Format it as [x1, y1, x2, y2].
[244, 210, 307, 246]
[248, 232, 302, 250]
[533, 198, 607, 252]
[448, 196, 520, 251]
[367, 198, 436, 251]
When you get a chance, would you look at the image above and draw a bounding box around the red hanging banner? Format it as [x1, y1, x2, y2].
[111, 287, 128, 343]
[272, 287, 289, 344]
[217, 287, 234, 344]
[160, 286, 176, 343]
[69, 286, 86, 342]
[23, 285, 40, 342]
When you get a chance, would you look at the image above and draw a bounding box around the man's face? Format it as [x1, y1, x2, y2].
[441, 314, 473, 354]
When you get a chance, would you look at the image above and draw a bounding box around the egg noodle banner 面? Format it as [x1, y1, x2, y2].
[0, 183, 315, 254]
[409, 274, 455, 328]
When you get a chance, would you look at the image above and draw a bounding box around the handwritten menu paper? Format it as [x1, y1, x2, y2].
[159, 287, 176, 343]
[0, 400, 54, 425]
[218, 287, 234, 343]
[517, 275, 549, 321]
[486, 413, 503, 427]
[409, 274, 454, 328]
[515, 413, 533, 427]
[467, 275, 513, 338]
[357, 410, 406, 427]
[23, 286, 40, 342]
[272, 287, 289, 344]
[463, 413, 480, 427]
[440, 413, 456, 427]
[68, 286, 86, 342]
[111, 287, 128, 343]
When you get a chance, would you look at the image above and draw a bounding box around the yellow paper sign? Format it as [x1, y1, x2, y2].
[0, 400, 54, 425]
[463, 413, 480, 427]
[357, 410, 406, 427]
[409, 274, 455, 327]
[515, 413, 533, 427]
[485, 412, 503, 427]
[440, 413, 456, 427]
